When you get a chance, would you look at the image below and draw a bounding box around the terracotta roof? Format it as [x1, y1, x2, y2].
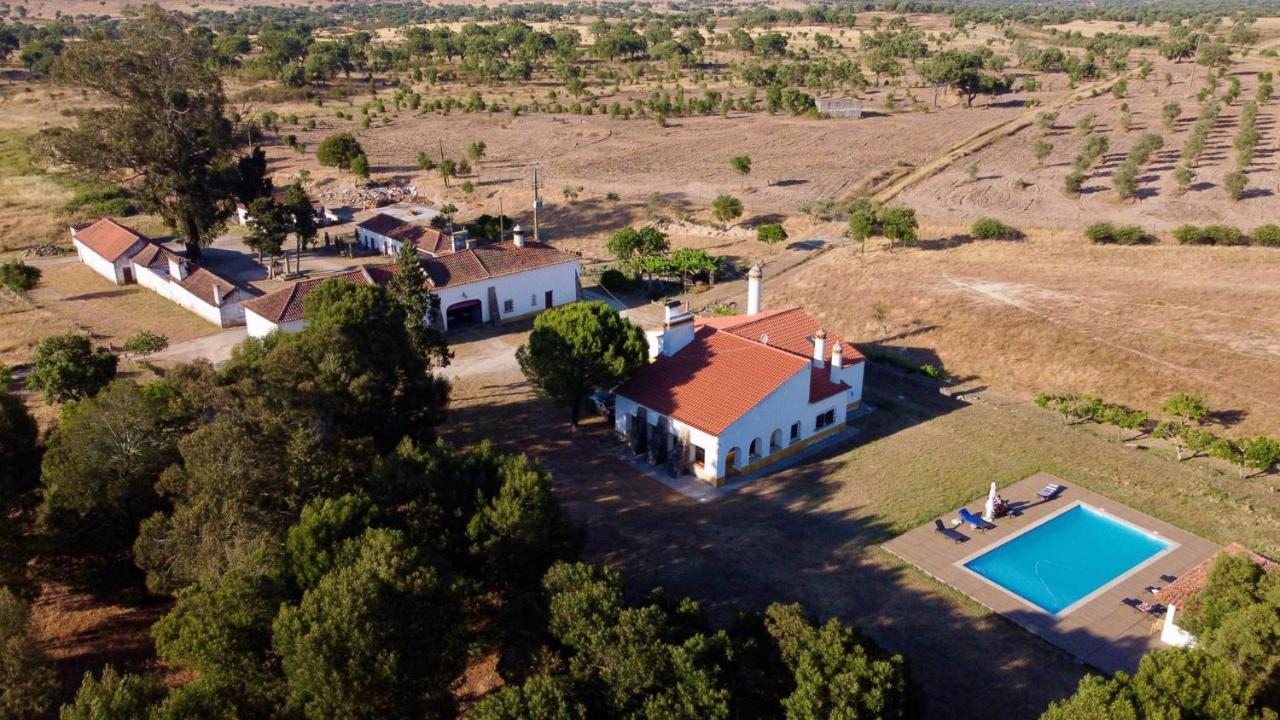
[1158, 543, 1280, 609]
[614, 326, 810, 435]
[178, 267, 244, 308]
[130, 241, 182, 270]
[357, 213, 454, 255]
[72, 218, 149, 262]
[707, 307, 865, 366]
[809, 366, 850, 404]
[423, 242, 577, 289]
[242, 268, 376, 323]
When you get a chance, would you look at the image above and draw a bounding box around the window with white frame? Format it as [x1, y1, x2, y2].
[693, 445, 706, 466]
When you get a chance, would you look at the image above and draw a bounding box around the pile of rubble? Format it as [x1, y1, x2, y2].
[21, 243, 64, 257]
[315, 182, 421, 210]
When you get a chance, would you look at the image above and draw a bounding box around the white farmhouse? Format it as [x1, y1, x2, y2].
[130, 243, 252, 328]
[355, 212, 457, 256]
[425, 235, 580, 331]
[242, 235, 580, 338]
[70, 218, 151, 285]
[70, 218, 250, 328]
[613, 265, 865, 486]
[1157, 543, 1278, 648]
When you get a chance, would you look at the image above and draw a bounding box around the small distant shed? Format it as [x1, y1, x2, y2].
[816, 97, 863, 119]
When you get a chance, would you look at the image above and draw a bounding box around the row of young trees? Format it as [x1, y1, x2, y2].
[1035, 391, 1280, 476]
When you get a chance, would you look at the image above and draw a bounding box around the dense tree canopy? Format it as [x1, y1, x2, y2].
[516, 301, 647, 426]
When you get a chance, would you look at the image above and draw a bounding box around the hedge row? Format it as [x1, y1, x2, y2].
[1084, 222, 1280, 247]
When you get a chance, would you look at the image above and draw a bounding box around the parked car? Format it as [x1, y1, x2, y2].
[589, 389, 615, 422]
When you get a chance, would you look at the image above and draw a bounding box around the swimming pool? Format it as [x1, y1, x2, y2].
[961, 503, 1174, 616]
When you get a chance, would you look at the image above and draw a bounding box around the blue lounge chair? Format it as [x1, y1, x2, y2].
[958, 507, 989, 531]
[1037, 483, 1064, 502]
[934, 518, 968, 544]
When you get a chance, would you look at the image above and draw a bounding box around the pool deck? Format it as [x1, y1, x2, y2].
[883, 472, 1219, 674]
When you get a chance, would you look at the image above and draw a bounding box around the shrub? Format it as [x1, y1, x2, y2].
[1224, 170, 1247, 200]
[711, 194, 743, 224]
[0, 261, 41, 294]
[970, 218, 1020, 240]
[1252, 224, 1280, 247]
[1087, 222, 1148, 245]
[599, 269, 631, 292]
[1204, 224, 1245, 245]
[1173, 225, 1205, 244]
[350, 153, 370, 179]
[756, 223, 788, 244]
[1063, 171, 1085, 195]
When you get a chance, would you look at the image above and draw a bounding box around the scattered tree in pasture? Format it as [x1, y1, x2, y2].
[730, 154, 752, 186]
[1164, 393, 1210, 425]
[879, 206, 918, 250]
[350, 153, 370, 179]
[316, 132, 364, 170]
[516, 301, 647, 426]
[757, 223, 787, 244]
[43, 6, 242, 258]
[711, 194, 744, 225]
[846, 198, 877, 250]
[1033, 139, 1053, 166]
[607, 226, 669, 264]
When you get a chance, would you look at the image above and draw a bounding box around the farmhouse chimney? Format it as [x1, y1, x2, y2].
[812, 328, 827, 369]
[512, 225, 525, 248]
[831, 342, 844, 370]
[168, 256, 188, 281]
[747, 263, 763, 316]
[213, 282, 223, 307]
[662, 300, 696, 357]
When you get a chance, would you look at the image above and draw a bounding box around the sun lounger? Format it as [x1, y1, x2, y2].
[934, 519, 968, 544]
[1037, 483, 1064, 501]
[958, 507, 990, 531]
[1122, 598, 1165, 616]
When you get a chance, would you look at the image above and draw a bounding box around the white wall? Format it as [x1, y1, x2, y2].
[133, 259, 247, 328]
[613, 395, 722, 482]
[1160, 606, 1197, 648]
[74, 238, 145, 285]
[246, 311, 306, 338]
[356, 228, 398, 255]
[832, 360, 865, 407]
[435, 261, 579, 331]
[133, 263, 171, 296]
[615, 360, 849, 482]
[245, 309, 277, 338]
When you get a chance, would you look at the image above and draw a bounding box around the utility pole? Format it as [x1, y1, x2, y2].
[498, 197, 505, 243]
[438, 140, 448, 188]
[531, 165, 542, 244]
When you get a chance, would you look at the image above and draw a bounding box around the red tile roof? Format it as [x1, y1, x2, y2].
[1158, 543, 1280, 609]
[809, 366, 850, 404]
[615, 326, 810, 435]
[130, 241, 182, 270]
[242, 268, 376, 323]
[178, 267, 243, 308]
[707, 307, 865, 366]
[357, 213, 453, 255]
[72, 218, 149, 262]
[423, 242, 577, 289]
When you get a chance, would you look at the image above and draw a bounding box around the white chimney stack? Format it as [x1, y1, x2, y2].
[747, 263, 763, 316]
[661, 300, 696, 357]
[831, 342, 843, 370]
[812, 328, 827, 368]
[213, 282, 223, 307]
[512, 224, 525, 248]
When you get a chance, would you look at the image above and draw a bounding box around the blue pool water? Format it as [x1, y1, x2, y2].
[963, 504, 1171, 615]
